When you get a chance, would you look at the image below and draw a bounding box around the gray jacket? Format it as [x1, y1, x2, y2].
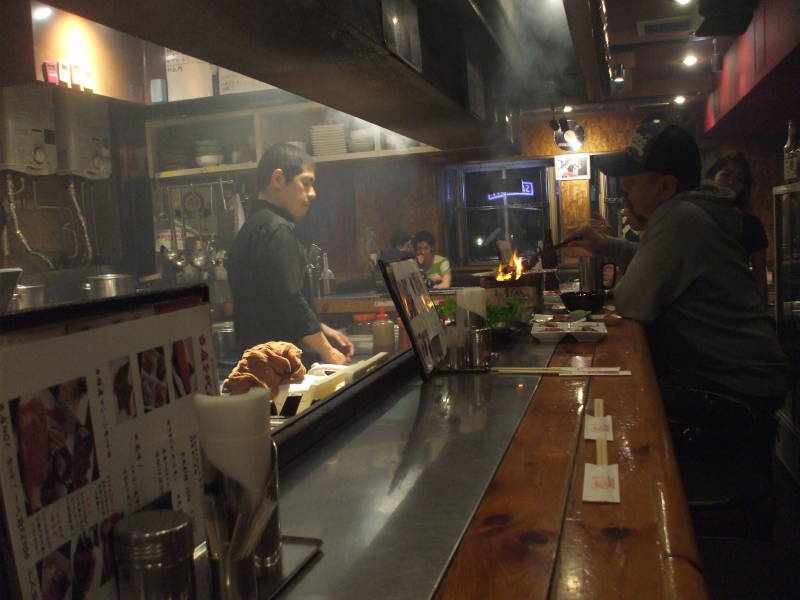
[599, 182, 789, 398]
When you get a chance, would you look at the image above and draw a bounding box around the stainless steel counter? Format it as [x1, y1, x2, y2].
[278, 339, 556, 599]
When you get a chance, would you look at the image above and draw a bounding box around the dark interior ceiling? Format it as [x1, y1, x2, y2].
[512, 0, 744, 115]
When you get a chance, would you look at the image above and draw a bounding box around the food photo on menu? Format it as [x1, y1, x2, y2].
[36, 525, 103, 600]
[171, 337, 197, 399]
[109, 355, 137, 423]
[137, 346, 169, 413]
[9, 378, 100, 516]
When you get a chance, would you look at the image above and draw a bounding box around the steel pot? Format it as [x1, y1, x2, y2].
[11, 283, 45, 310]
[212, 321, 238, 360]
[84, 273, 137, 299]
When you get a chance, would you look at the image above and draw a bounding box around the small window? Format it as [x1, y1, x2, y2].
[445, 161, 549, 264]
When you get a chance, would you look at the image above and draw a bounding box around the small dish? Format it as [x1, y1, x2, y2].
[567, 322, 607, 342]
[531, 322, 569, 342]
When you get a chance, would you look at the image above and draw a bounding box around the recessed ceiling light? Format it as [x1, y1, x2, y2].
[674, 0, 691, 5]
[674, 95, 687, 104]
[32, 6, 53, 20]
[563, 105, 573, 113]
[682, 55, 698, 66]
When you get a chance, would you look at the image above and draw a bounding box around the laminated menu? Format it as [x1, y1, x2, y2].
[0, 302, 217, 599]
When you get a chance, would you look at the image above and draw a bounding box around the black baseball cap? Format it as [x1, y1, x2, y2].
[595, 122, 701, 190]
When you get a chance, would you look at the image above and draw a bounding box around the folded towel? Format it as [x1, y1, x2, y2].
[222, 341, 306, 397]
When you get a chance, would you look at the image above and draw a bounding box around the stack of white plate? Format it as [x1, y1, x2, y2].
[310, 124, 347, 156]
[348, 127, 376, 152]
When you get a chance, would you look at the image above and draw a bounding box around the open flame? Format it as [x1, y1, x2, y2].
[496, 251, 524, 281]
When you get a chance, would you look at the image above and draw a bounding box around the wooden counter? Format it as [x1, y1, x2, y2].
[436, 319, 708, 599]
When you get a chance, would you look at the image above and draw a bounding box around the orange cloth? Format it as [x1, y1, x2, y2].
[222, 342, 306, 398]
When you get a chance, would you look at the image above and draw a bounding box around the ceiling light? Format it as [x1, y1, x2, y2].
[611, 64, 625, 83]
[558, 118, 570, 132]
[549, 119, 560, 131]
[32, 6, 53, 20]
[674, 0, 691, 5]
[563, 105, 573, 113]
[674, 95, 686, 104]
[682, 55, 698, 66]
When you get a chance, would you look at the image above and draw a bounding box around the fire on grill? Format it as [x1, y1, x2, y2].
[496, 251, 525, 281]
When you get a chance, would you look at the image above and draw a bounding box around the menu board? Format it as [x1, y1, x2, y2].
[379, 258, 446, 379]
[164, 49, 213, 102]
[0, 303, 217, 599]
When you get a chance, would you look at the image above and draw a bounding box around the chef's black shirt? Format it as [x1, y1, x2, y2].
[227, 201, 321, 352]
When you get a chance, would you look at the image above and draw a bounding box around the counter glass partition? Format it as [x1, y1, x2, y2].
[1, 2, 451, 426]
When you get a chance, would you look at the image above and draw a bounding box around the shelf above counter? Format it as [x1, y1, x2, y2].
[154, 146, 439, 179]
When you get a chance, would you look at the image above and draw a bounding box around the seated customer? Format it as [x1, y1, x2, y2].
[565, 122, 789, 470]
[380, 230, 415, 261]
[414, 230, 451, 289]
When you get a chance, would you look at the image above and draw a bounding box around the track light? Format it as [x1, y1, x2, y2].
[711, 38, 722, 73]
[549, 119, 560, 131]
[558, 118, 570, 133]
[611, 64, 625, 83]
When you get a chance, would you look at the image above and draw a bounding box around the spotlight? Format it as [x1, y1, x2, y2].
[32, 6, 53, 20]
[674, 0, 691, 5]
[674, 95, 686, 104]
[558, 118, 570, 132]
[563, 105, 573, 113]
[549, 119, 560, 131]
[682, 55, 698, 66]
[611, 64, 625, 83]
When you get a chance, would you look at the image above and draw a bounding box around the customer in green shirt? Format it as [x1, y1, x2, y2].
[414, 230, 451, 288]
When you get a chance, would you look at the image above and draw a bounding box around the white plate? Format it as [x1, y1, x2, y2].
[531, 322, 569, 342]
[568, 322, 607, 342]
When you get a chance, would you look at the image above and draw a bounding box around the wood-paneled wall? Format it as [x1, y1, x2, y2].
[301, 157, 444, 281]
[521, 111, 642, 260]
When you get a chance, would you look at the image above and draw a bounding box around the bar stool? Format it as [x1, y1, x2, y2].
[696, 537, 798, 599]
[668, 387, 776, 538]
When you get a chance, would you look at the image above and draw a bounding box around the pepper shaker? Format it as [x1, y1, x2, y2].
[114, 510, 196, 600]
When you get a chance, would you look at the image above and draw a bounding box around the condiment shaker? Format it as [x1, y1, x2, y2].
[114, 509, 196, 600]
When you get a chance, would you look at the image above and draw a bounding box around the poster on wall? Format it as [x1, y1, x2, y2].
[555, 153, 590, 181]
[0, 302, 217, 599]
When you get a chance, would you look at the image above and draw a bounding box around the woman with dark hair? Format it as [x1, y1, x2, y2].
[706, 152, 768, 306]
[414, 231, 451, 289]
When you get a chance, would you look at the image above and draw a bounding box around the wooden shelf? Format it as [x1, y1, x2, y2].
[156, 161, 258, 179]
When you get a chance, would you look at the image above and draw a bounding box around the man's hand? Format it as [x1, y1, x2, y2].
[563, 225, 606, 253]
[319, 346, 347, 365]
[322, 323, 355, 361]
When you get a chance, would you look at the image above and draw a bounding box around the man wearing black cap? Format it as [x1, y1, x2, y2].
[566, 122, 788, 462]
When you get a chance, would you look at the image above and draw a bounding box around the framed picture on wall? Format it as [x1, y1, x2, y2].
[555, 154, 590, 181]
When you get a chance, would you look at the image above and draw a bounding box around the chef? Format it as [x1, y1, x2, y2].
[227, 143, 353, 365]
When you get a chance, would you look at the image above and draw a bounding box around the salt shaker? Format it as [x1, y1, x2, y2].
[114, 510, 196, 600]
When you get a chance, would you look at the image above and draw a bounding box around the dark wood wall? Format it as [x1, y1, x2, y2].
[298, 157, 444, 280]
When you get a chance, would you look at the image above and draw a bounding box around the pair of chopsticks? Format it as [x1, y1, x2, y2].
[492, 366, 630, 376]
[595, 398, 608, 466]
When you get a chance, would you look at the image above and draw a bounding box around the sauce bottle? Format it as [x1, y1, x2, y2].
[372, 306, 395, 353]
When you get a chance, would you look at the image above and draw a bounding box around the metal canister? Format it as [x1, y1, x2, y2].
[113, 510, 196, 600]
[468, 327, 492, 368]
[10, 283, 45, 310]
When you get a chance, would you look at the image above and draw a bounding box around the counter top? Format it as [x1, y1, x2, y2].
[437, 319, 707, 599]
[278, 320, 707, 599]
[279, 339, 555, 599]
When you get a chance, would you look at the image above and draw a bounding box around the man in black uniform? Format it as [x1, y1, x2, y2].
[227, 143, 353, 365]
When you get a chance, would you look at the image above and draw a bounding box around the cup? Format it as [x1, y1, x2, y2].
[202, 442, 282, 599]
[468, 327, 492, 368]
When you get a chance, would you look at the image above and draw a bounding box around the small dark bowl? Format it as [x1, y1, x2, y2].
[490, 321, 528, 342]
[560, 291, 606, 313]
